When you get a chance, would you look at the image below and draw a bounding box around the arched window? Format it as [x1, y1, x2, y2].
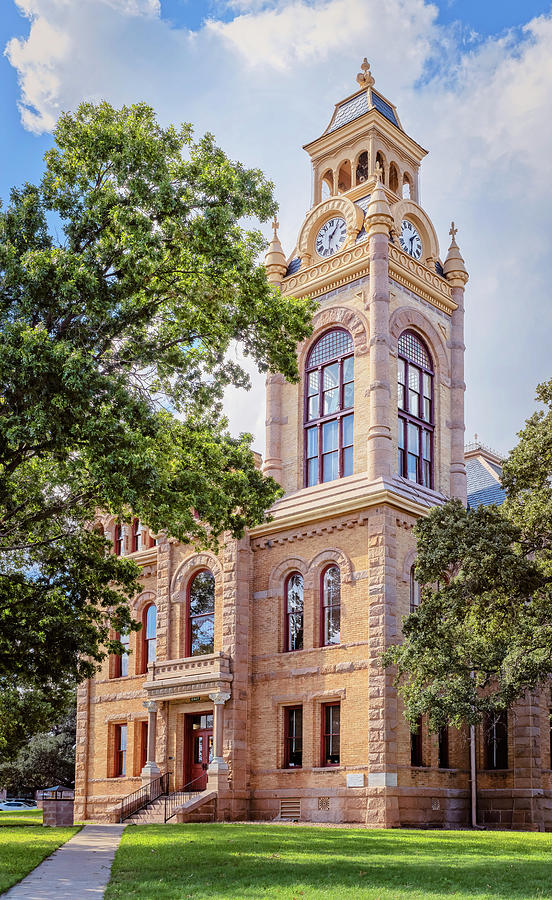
[402, 173, 412, 199]
[188, 570, 215, 656]
[322, 565, 341, 646]
[375, 150, 386, 183]
[112, 631, 130, 678]
[285, 573, 304, 652]
[389, 162, 399, 194]
[142, 604, 156, 671]
[305, 329, 354, 487]
[321, 169, 333, 200]
[397, 330, 433, 487]
[131, 517, 141, 553]
[356, 151, 368, 184]
[114, 523, 124, 556]
[410, 565, 421, 613]
[337, 160, 351, 192]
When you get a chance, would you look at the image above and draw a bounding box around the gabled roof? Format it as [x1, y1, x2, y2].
[465, 444, 506, 509]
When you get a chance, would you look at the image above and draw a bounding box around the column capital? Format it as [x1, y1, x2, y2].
[209, 691, 231, 705]
[143, 700, 158, 713]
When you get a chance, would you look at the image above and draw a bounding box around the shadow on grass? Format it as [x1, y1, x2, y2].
[104, 824, 552, 900]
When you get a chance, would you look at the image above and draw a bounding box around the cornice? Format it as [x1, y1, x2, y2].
[388, 244, 456, 315]
[282, 240, 370, 299]
[303, 109, 427, 164]
[250, 475, 442, 545]
[126, 546, 157, 567]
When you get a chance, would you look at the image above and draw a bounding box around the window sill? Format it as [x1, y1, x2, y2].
[312, 766, 343, 772]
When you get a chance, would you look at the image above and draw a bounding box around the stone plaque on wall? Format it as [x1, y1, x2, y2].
[346, 773, 364, 788]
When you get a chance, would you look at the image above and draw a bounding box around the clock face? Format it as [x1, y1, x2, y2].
[315, 216, 347, 258]
[399, 219, 422, 260]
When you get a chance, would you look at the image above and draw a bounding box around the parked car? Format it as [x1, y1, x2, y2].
[12, 798, 37, 808]
[0, 800, 32, 811]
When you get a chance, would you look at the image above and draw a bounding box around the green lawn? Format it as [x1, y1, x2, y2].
[0, 808, 43, 827]
[0, 811, 78, 895]
[104, 823, 552, 900]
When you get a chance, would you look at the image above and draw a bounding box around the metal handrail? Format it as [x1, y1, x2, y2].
[164, 774, 206, 822]
[119, 771, 170, 823]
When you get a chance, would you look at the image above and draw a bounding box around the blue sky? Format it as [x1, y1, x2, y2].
[1, 0, 551, 456]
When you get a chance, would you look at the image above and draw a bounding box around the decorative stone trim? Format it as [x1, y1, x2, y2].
[389, 306, 450, 379]
[268, 556, 311, 597]
[389, 245, 455, 314]
[132, 590, 156, 614]
[252, 513, 369, 551]
[402, 548, 417, 583]
[171, 551, 223, 600]
[308, 547, 354, 584]
[297, 306, 369, 370]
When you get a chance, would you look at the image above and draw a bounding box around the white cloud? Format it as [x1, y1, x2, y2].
[4, 0, 552, 456]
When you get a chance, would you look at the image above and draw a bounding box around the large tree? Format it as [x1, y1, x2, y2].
[383, 379, 552, 731]
[0, 101, 315, 699]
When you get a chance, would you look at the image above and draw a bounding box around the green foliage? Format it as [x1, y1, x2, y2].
[383, 379, 552, 731]
[0, 101, 315, 692]
[0, 702, 76, 794]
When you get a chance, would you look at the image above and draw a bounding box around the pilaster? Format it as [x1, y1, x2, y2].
[221, 534, 252, 819]
[366, 505, 400, 826]
[263, 374, 285, 485]
[73, 679, 90, 821]
[366, 179, 393, 481]
[444, 223, 468, 503]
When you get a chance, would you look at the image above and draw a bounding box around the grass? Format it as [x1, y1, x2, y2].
[0, 810, 79, 894]
[104, 823, 552, 900]
[0, 808, 43, 827]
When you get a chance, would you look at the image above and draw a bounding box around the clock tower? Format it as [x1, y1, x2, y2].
[255, 60, 470, 827]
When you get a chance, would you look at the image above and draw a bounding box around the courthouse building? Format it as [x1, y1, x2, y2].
[74, 62, 552, 830]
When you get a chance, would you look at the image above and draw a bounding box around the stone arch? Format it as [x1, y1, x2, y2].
[171, 552, 223, 602]
[392, 198, 440, 262]
[355, 150, 369, 185]
[337, 159, 352, 192]
[389, 162, 399, 195]
[308, 547, 354, 584]
[402, 172, 413, 199]
[402, 548, 417, 583]
[321, 168, 333, 199]
[297, 195, 364, 265]
[390, 307, 449, 382]
[268, 556, 311, 599]
[297, 305, 369, 371]
[132, 590, 157, 615]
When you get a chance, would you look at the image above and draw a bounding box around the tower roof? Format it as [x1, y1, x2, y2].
[326, 87, 401, 135]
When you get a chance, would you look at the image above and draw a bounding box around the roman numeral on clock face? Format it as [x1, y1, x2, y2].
[315, 216, 347, 258]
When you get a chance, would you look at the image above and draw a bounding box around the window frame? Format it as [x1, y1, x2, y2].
[320, 564, 341, 647]
[284, 572, 304, 653]
[484, 711, 508, 770]
[304, 328, 354, 488]
[114, 523, 124, 556]
[438, 726, 450, 769]
[397, 330, 434, 489]
[114, 724, 127, 777]
[130, 517, 141, 553]
[140, 603, 157, 674]
[410, 716, 423, 767]
[409, 565, 421, 613]
[113, 631, 130, 679]
[321, 702, 341, 767]
[186, 568, 216, 658]
[284, 706, 303, 769]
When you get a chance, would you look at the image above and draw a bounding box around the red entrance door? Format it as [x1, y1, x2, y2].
[187, 713, 213, 790]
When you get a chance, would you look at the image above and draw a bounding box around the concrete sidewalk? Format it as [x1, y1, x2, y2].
[4, 824, 126, 899]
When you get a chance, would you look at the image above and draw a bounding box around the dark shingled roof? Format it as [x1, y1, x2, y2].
[285, 257, 301, 277]
[327, 90, 400, 134]
[466, 457, 506, 509]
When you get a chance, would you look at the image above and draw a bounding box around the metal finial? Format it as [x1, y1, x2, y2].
[374, 160, 383, 182]
[449, 221, 458, 240]
[272, 215, 279, 237]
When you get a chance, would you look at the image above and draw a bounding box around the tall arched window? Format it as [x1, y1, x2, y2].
[131, 518, 141, 553]
[305, 329, 354, 487]
[188, 570, 215, 656]
[397, 330, 434, 488]
[321, 565, 341, 646]
[114, 523, 124, 556]
[410, 565, 421, 613]
[142, 604, 156, 671]
[285, 573, 304, 652]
